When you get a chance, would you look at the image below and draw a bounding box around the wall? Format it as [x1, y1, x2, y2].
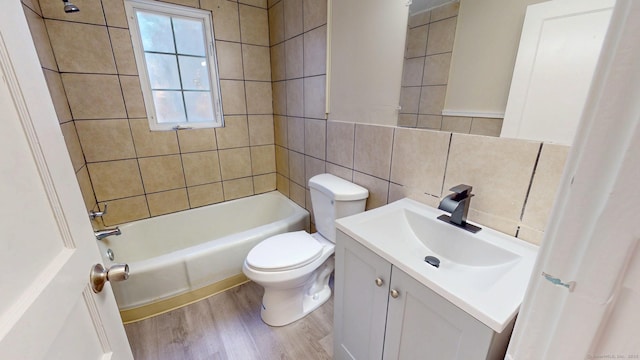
[398, 3, 503, 136]
[272, 0, 569, 245]
[23, 0, 276, 227]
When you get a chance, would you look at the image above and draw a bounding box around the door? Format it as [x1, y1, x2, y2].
[0, 1, 133, 359]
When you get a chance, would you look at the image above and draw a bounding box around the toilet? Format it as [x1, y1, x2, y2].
[242, 173, 369, 326]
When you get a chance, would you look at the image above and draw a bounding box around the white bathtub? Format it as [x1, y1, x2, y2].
[97, 191, 309, 320]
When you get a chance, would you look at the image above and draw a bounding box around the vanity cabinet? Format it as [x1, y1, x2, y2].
[334, 231, 514, 360]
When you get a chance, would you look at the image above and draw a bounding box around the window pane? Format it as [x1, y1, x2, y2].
[184, 92, 214, 122]
[178, 56, 210, 91]
[136, 11, 175, 53]
[145, 53, 181, 90]
[152, 91, 186, 123]
[172, 17, 206, 56]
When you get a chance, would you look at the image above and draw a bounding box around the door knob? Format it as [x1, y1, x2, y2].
[90, 263, 129, 293]
[390, 289, 400, 298]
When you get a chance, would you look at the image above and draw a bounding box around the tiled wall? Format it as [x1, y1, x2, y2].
[23, 0, 276, 227]
[270, 0, 569, 245]
[398, 3, 503, 136]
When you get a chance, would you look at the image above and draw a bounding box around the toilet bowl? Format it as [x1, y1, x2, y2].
[243, 174, 368, 326]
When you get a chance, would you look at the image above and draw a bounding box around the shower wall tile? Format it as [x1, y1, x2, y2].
[62, 74, 126, 119]
[274, 115, 288, 147]
[276, 173, 290, 196]
[187, 182, 224, 208]
[275, 145, 289, 177]
[43, 70, 72, 123]
[243, 44, 272, 81]
[269, 1, 285, 45]
[101, 195, 150, 227]
[431, 1, 459, 21]
[254, 173, 277, 194]
[286, 78, 304, 117]
[41, 0, 106, 25]
[272, 81, 287, 115]
[326, 120, 355, 168]
[216, 41, 244, 80]
[119, 76, 147, 118]
[223, 177, 254, 200]
[203, 0, 241, 42]
[129, 118, 180, 157]
[76, 166, 97, 211]
[219, 147, 253, 180]
[304, 118, 326, 160]
[288, 150, 305, 186]
[220, 80, 247, 115]
[76, 119, 136, 162]
[283, 0, 303, 40]
[239, 4, 269, 46]
[303, 75, 326, 119]
[102, 0, 128, 28]
[245, 81, 273, 114]
[23, 6, 57, 71]
[251, 145, 276, 175]
[178, 128, 217, 153]
[60, 122, 86, 172]
[271, 43, 286, 81]
[216, 115, 250, 149]
[108, 27, 137, 75]
[287, 116, 305, 153]
[249, 115, 275, 146]
[88, 159, 144, 201]
[147, 189, 189, 216]
[289, 180, 306, 208]
[21, 0, 41, 16]
[239, 0, 268, 8]
[285, 35, 304, 79]
[303, 0, 327, 32]
[182, 151, 222, 186]
[138, 155, 186, 193]
[426, 16, 456, 55]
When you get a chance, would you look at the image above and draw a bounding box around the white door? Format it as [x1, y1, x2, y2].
[0, 1, 133, 359]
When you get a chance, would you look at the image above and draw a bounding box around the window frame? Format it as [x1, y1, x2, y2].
[124, 0, 224, 131]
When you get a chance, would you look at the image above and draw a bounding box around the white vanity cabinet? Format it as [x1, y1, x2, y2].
[334, 231, 514, 360]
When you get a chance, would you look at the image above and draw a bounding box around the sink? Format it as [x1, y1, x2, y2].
[335, 198, 539, 332]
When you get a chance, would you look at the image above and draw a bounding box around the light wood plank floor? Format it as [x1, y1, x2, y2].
[124, 281, 334, 360]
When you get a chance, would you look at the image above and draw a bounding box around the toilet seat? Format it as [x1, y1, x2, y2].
[246, 231, 323, 272]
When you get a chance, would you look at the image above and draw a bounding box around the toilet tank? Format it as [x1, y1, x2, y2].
[309, 174, 369, 243]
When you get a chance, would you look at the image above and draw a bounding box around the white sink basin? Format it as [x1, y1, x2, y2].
[335, 198, 539, 332]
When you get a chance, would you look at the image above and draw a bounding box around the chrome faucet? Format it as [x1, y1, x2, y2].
[437, 184, 481, 233]
[94, 227, 121, 240]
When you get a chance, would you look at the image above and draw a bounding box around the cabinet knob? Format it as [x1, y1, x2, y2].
[375, 278, 384, 287]
[390, 289, 400, 298]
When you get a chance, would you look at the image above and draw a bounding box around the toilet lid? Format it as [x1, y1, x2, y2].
[246, 231, 323, 272]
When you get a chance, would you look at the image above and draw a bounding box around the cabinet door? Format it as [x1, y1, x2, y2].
[383, 268, 494, 360]
[334, 231, 392, 360]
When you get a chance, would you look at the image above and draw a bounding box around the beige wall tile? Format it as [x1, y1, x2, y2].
[400, 87, 421, 114]
[202, 0, 240, 42]
[289, 180, 306, 208]
[101, 195, 150, 226]
[46, 20, 116, 74]
[220, 80, 247, 115]
[285, 35, 303, 79]
[467, 208, 519, 237]
[129, 118, 179, 157]
[388, 183, 440, 208]
[23, 6, 57, 70]
[60, 122, 85, 172]
[288, 150, 305, 185]
[402, 57, 425, 87]
[522, 144, 570, 230]
[305, 118, 326, 160]
[304, 25, 326, 76]
[102, 0, 128, 28]
[284, 0, 303, 39]
[147, 189, 189, 216]
[423, 53, 451, 86]
[22, 0, 41, 16]
[418, 85, 446, 115]
[276, 173, 290, 196]
[251, 145, 276, 175]
[326, 162, 353, 182]
[397, 114, 418, 128]
[390, 128, 449, 196]
[272, 81, 287, 115]
[41, 0, 106, 25]
[287, 116, 305, 152]
[406, 25, 428, 58]
[245, 81, 273, 114]
[216, 115, 249, 149]
[275, 145, 289, 176]
[138, 155, 186, 193]
[354, 124, 394, 180]
[43, 70, 72, 123]
[182, 151, 221, 186]
[441, 116, 471, 134]
[444, 134, 540, 224]
[243, 44, 271, 81]
[62, 74, 126, 119]
[286, 79, 304, 117]
[119, 76, 147, 118]
[88, 159, 144, 201]
[254, 173, 277, 194]
[304, 75, 326, 119]
[76, 119, 136, 162]
[239, 4, 269, 46]
[76, 166, 97, 211]
[216, 41, 244, 80]
[274, 115, 288, 147]
[303, 0, 327, 32]
[353, 172, 389, 210]
[517, 225, 545, 246]
[219, 147, 252, 179]
[417, 115, 442, 130]
[305, 156, 326, 187]
[161, 0, 199, 8]
[248, 115, 275, 145]
[223, 177, 254, 200]
[271, 43, 286, 81]
[430, 2, 459, 21]
[326, 121, 355, 168]
[269, 1, 285, 45]
[109, 27, 137, 75]
[239, 0, 267, 8]
[178, 128, 217, 153]
[408, 11, 430, 28]
[426, 17, 456, 55]
[188, 182, 224, 208]
[470, 117, 503, 137]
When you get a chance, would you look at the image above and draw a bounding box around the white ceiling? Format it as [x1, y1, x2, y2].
[409, 0, 458, 15]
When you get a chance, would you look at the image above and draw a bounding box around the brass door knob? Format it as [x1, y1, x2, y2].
[90, 263, 129, 293]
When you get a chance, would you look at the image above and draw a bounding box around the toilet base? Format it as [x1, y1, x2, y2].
[260, 257, 334, 327]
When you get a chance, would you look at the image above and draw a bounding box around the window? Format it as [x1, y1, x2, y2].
[125, 0, 223, 130]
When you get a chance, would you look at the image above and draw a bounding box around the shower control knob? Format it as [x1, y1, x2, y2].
[375, 278, 384, 287]
[90, 263, 129, 293]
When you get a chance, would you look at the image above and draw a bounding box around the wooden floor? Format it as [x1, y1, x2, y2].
[124, 281, 334, 360]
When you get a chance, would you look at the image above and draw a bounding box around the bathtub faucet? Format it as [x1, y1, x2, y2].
[94, 227, 121, 240]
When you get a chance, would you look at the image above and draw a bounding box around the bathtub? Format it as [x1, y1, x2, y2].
[97, 191, 309, 322]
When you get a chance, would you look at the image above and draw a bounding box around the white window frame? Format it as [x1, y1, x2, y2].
[124, 0, 224, 131]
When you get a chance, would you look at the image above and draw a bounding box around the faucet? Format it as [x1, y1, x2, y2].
[437, 184, 481, 233]
[94, 227, 121, 240]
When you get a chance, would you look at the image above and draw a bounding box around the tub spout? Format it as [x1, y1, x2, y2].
[95, 227, 121, 240]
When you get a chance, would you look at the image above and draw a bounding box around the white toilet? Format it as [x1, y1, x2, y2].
[242, 173, 368, 326]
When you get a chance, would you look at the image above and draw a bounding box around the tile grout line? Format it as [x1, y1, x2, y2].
[519, 143, 544, 222]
